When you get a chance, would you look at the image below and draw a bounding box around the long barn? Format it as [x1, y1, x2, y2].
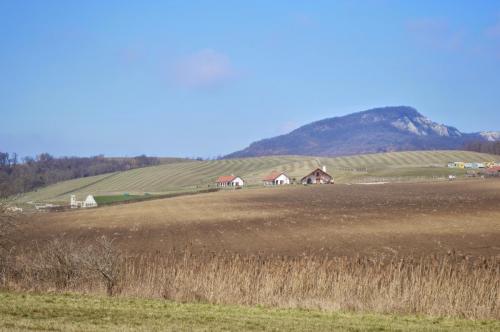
[216, 175, 245, 187]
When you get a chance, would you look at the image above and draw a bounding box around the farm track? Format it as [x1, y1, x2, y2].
[18, 180, 500, 258]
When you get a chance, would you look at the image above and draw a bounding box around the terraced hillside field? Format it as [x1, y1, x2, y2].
[19, 150, 499, 203]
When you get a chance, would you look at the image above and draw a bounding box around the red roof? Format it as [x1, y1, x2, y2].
[216, 175, 237, 183]
[485, 166, 500, 173]
[263, 171, 285, 181]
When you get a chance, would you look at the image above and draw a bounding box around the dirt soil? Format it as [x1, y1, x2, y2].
[16, 179, 500, 258]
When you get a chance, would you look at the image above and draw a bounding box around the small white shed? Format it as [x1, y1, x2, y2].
[70, 194, 98, 208]
[83, 195, 98, 208]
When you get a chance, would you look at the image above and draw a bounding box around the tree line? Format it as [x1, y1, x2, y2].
[463, 141, 500, 155]
[0, 152, 160, 198]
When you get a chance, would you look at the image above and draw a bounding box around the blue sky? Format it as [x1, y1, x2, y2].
[1, 1, 500, 158]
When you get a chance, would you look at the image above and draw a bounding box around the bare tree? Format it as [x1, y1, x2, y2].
[82, 236, 123, 296]
[35, 238, 83, 289]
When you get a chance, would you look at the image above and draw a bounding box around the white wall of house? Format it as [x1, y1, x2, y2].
[70, 195, 76, 208]
[231, 177, 244, 186]
[275, 174, 290, 185]
[264, 174, 290, 185]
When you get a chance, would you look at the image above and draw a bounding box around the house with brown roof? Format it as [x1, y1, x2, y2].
[301, 166, 333, 184]
[263, 171, 290, 186]
[216, 175, 245, 187]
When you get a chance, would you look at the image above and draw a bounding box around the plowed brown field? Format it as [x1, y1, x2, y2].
[18, 179, 500, 258]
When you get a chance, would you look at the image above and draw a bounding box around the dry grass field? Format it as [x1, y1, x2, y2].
[5, 179, 500, 322]
[18, 179, 500, 258]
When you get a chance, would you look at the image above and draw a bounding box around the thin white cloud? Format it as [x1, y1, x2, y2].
[173, 49, 236, 89]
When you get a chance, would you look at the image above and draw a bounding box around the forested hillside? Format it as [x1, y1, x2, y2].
[0, 153, 170, 197]
[464, 141, 500, 155]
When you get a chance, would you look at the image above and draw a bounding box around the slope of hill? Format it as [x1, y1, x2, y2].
[18, 150, 499, 203]
[225, 106, 500, 158]
[0, 152, 189, 198]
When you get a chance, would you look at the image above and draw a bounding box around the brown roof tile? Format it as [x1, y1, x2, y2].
[216, 175, 237, 183]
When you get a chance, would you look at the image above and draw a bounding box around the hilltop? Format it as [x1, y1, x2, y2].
[226, 106, 500, 158]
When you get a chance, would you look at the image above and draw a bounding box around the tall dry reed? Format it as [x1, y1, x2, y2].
[3, 242, 499, 320]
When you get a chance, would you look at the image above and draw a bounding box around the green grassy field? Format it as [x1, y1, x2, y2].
[1, 292, 497, 332]
[93, 188, 221, 205]
[18, 150, 499, 203]
[94, 194, 145, 205]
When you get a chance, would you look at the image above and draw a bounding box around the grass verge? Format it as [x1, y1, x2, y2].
[0, 292, 498, 332]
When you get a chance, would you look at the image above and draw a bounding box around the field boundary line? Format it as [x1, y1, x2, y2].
[56, 172, 121, 198]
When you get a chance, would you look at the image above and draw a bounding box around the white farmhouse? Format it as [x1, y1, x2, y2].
[216, 175, 245, 187]
[263, 171, 290, 186]
[70, 194, 98, 208]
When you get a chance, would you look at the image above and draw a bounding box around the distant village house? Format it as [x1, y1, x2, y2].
[447, 161, 496, 169]
[216, 175, 245, 187]
[301, 166, 334, 184]
[263, 171, 290, 186]
[70, 194, 98, 208]
[484, 166, 500, 176]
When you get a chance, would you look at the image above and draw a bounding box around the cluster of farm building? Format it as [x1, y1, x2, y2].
[447, 161, 500, 175]
[63, 167, 332, 210]
[215, 166, 334, 187]
[70, 194, 97, 209]
[54, 163, 500, 210]
[447, 161, 498, 169]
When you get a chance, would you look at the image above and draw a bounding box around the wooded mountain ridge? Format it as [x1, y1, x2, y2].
[225, 106, 500, 158]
